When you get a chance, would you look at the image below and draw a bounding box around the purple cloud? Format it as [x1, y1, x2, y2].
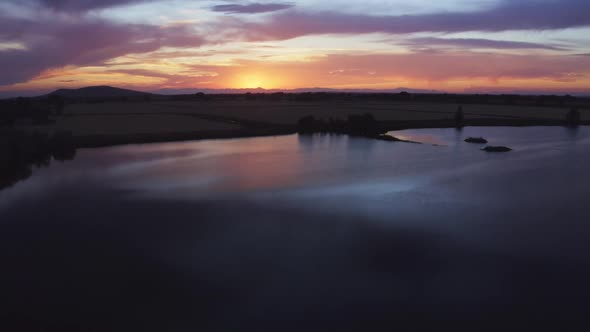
[212, 2, 294, 14]
[27, 0, 153, 12]
[0, 15, 205, 85]
[1, 0, 588, 89]
[238, 0, 590, 40]
[405, 37, 568, 51]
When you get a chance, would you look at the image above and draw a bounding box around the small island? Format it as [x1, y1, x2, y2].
[482, 146, 512, 153]
[465, 137, 488, 144]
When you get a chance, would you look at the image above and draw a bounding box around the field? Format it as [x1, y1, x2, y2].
[4, 95, 585, 148]
[36, 99, 588, 130]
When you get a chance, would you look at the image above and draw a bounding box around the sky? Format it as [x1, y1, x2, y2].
[1, 0, 590, 96]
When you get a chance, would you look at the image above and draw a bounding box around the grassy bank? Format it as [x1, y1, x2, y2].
[73, 126, 297, 148]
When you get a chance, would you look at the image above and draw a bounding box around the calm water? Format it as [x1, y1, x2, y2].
[2, 126, 590, 330]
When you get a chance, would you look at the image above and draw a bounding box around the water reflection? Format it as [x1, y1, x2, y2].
[297, 133, 317, 151]
[567, 125, 580, 139]
[3, 127, 590, 199]
[2, 127, 590, 330]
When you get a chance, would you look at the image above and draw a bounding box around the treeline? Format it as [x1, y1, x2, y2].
[0, 95, 65, 126]
[297, 107, 583, 136]
[0, 130, 76, 190]
[298, 113, 386, 137]
[8, 91, 587, 109]
[162, 92, 590, 108]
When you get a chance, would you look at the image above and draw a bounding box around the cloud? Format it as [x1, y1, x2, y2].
[309, 52, 590, 81]
[0, 15, 206, 85]
[152, 51, 589, 93]
[4, 51, 589, 94]
[21, 0, 153, 12]
[2, 0, 588, 92]
[462, 86, 590, 95]
[212, 2, 294, 14]
[236, 0, 590, 40]
[209, 51, 590, 84]
[404, 37, 568, 51]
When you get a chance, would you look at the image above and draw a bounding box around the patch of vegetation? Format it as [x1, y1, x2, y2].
[565, 108, 581, 127]
[297, 113, 385, 137]
[482, 146, 512, 153]
[1, 96, 66, 127]
[465, 137, 488, 144]
[0, 130, 76, 190]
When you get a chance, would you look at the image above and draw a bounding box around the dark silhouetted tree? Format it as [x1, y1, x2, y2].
[48, 95, 65, 115]
[454, 105, 464, 126]
[565, 108, 581, 127]
[298, 115, 317, 134]
[0, 129, 77, 190]
[50, 131, 76, 161]
[0, 101, 15, 127]
[346, 113, 381, 136]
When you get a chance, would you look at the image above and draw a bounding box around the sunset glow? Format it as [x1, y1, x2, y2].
[232, 72, 276, 89]
[1, 0, 590, 96]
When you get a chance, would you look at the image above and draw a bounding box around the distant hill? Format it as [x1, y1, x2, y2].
[48, 86, 151, 98]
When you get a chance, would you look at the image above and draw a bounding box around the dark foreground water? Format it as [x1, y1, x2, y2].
[1, 127, 590, 331]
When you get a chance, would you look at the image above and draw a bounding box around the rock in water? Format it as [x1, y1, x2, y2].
[482, 146, 512, 152]
[465, 137, 488, 144]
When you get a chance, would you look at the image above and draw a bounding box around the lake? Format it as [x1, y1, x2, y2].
[1, 126, 589, 330]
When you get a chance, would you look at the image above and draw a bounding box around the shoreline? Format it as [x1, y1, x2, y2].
[70, 118, 590, 149]
[73, 126, 297, 149]
[2, 119, 587, 191]
[379, 118, 590, 132]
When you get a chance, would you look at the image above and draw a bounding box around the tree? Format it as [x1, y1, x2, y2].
[565, 108, 581, 127]
[454, 105, 464, 126]
[0, 101, 15, 127]
[346, 113, 380, 136]
[48, 95, 65, 116]
[297, 115, 318, 134]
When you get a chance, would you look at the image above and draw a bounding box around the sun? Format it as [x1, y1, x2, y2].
[232, 72, 275, 89]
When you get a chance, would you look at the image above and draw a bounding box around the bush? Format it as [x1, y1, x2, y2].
[565, 108, 581, 127]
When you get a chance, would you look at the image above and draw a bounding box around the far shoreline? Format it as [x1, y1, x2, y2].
[2, 117, 587, 191]
[73, 126, 297, 149]
[71, 118, 589, 149]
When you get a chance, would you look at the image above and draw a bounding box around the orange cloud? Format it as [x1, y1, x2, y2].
[3, 51, 590, 95]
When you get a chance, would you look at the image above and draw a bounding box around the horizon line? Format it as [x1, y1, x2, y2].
[2, 85, 590, 99]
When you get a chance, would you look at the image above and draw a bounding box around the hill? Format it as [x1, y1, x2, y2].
[49, 86, 151, 98]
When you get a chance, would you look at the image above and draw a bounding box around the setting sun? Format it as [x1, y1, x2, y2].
[233, 73, 275, 89]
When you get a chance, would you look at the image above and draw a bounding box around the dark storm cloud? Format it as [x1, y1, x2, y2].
[212, 3, 294, 14]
